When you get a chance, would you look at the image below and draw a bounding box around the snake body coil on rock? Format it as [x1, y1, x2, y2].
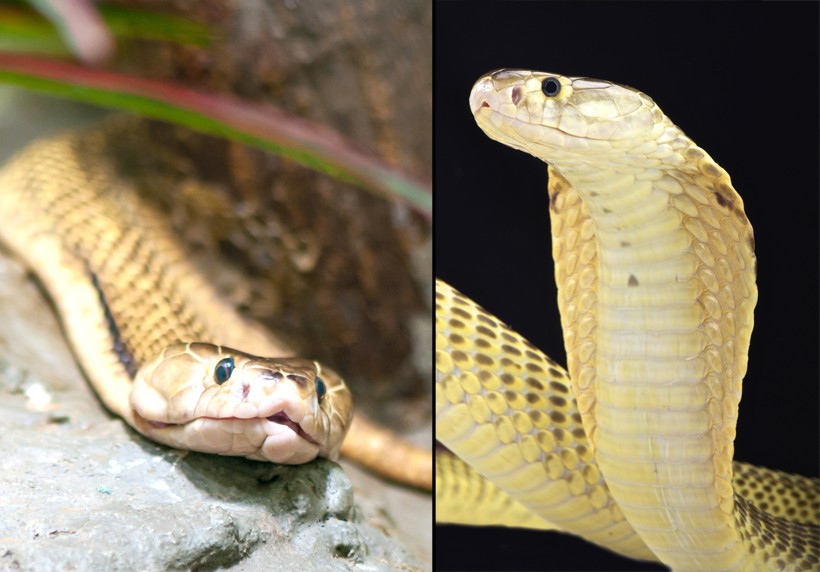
[0, 123, 431, 489]
[435, 70, 819, 570]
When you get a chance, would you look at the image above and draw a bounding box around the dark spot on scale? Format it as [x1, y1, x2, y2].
[602, 207, 611, 213]
[501, 344, 522, 356]
[475, 354, 494, 366]
[621, 241, 631, 247]
[501, 332, 517, 344]
[477, 314, 497, 327]
[549, 381, 569, 393]
[526, 378, 544, 391]
[526, 393, 540, 404]
[451, 306, 472, 319]
[452, 294, 470, 306]
[549, 411, 566, 424]
[548, 367, 564, 379]
[628, 274, 639, 287]
[476, 325, 497, 339]
[549, 395, 567, 407]
[747, 234, 755, 253]
[452, 350, 468, 363]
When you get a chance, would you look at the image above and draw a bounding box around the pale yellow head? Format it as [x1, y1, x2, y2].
[469, 69, 691, 174]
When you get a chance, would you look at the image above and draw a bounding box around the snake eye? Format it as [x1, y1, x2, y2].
[315, 376, 327, 402]
[214, 357, 235, 385]
[541, 77, 561, 97]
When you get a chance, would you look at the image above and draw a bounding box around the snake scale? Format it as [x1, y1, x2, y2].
[0, 122, 431, 489]
[435, 70, 819, 570]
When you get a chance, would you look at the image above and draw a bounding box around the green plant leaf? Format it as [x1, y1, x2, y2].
[0, 53, 431, 218]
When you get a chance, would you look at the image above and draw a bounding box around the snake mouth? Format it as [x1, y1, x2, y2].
[136, 410, 319, 446]
[266, 411, 318, 445]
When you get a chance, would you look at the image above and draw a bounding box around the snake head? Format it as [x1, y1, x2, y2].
[469, 69, 682, 173]
[129, 342, 353, 464]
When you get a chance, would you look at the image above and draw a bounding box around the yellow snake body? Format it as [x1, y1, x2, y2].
[0, 128, 353, 464]
[436, 70, 819, 570]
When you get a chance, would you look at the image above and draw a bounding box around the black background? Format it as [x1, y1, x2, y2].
[435, 2, 819, 571]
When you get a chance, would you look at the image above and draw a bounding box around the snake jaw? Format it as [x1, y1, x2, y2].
[130, 390, 323, 459]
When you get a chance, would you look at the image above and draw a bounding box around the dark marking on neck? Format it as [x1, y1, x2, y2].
[714, 191, 733, 210]
[628, 274, 639, 287]
[549, 190, 560, 213]
[89, 271, 139, 379]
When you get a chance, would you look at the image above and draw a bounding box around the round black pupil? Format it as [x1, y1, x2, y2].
[542, 77, 561, 97]
[215, 357, 234, 384]
[315, 377, 326, 401]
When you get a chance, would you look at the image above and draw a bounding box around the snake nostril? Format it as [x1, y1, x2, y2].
[511, 87, 521, 105]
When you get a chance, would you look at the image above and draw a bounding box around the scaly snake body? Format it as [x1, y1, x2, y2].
[435, 70, 819, 570]
[0, 124, 430, 488]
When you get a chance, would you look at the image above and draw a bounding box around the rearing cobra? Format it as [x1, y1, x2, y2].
[435, 70, 819, 570]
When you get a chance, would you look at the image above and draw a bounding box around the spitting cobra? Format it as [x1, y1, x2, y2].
[0, 123, 431, 488]
[435, 70, 819, 570]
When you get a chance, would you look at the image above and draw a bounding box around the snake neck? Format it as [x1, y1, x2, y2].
[549, 160, 758, 570]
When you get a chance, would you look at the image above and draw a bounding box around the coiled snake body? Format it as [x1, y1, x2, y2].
[0, 124, 430, 488]
[435, 70, 819, 570]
